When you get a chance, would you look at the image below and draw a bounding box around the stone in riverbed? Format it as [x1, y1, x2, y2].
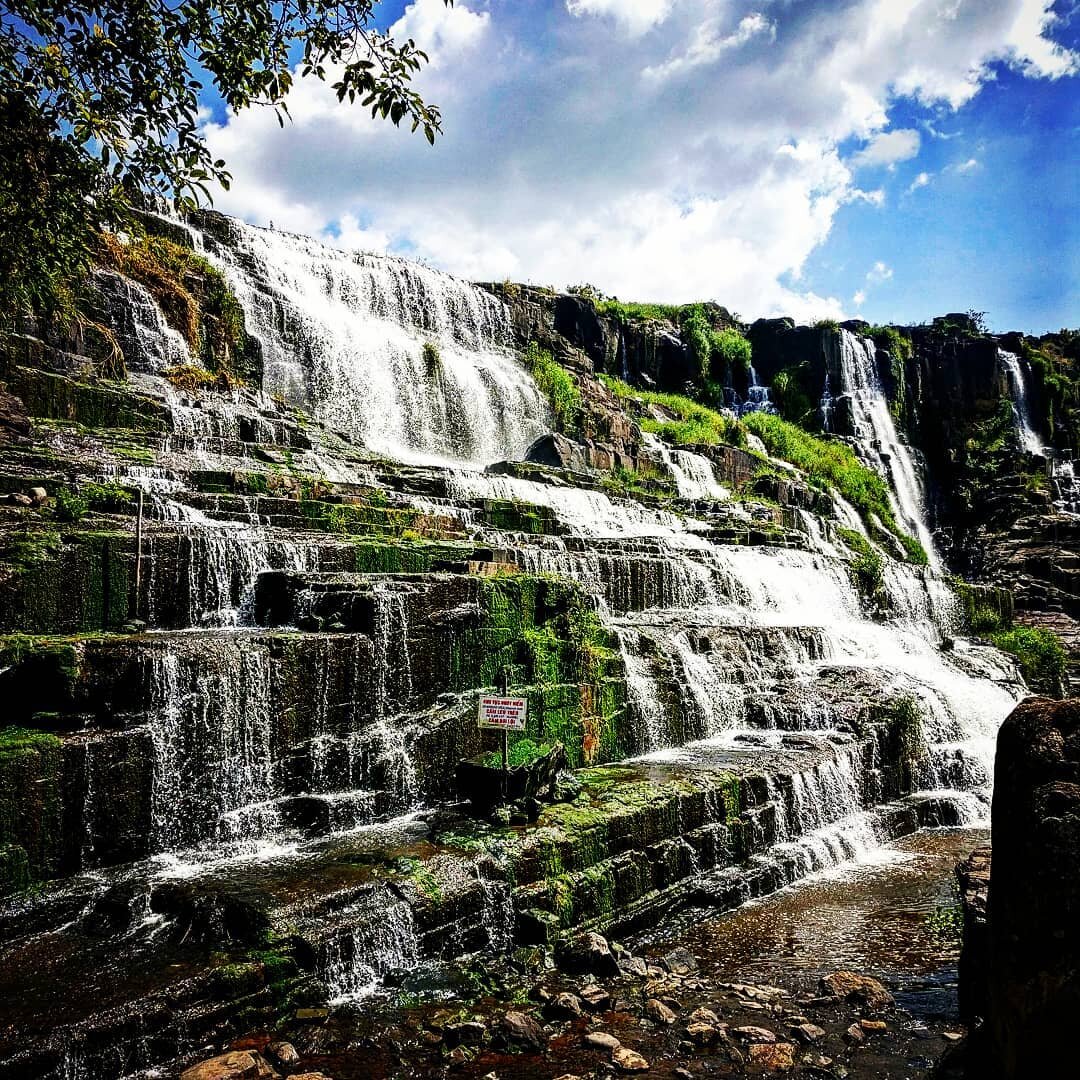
[556, 932, 621, 978]
[266, 1041, 301, 1069]
[612, 1046, 650, 1072]
[662, 947, 699, 976]
[685, 1023, 722, 1046]
[819, 972, 893, 1013]
[645, 999, 677, 1025]
[580, 984, 612, 1010]
[620, 955, 649, 978]
[180, 1052, 276, 1080]
[733, 1026, 777, 1043]
[792, 1023, 826, 1044]
[748, 1043, 796, 1070]
[584, 1031, 621, 1050]
[844, 1023, 866, 1044]
[445, 1020, 487, 1046]
[498, 1010, 547, 1052]
[689, 1007, 720, 1025]
[543, 992, 584, 1020]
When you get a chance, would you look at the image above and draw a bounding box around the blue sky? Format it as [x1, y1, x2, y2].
[201, 1, 1079, 333]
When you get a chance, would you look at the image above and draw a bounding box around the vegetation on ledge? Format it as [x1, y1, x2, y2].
[743, 412, 927, 563]
[525, 342, 582, 434]
[991, 626, 1067, 697]
[599, 375, 744, 447]
[98, 233, 249, 380]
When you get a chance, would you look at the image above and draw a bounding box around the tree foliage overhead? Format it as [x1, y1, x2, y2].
[0, 1, 450, 316]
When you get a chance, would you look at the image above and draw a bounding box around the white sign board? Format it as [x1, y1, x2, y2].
[478, 695, 528, 731]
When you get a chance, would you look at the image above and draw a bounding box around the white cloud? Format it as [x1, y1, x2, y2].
[866, 261, 894, 283]
[390, 0, 490, 68]
[201, 0, 1079, 321]
[566, 0, 674, 36]
[850, 129, 921, 170]
[907, 171, 932, 193]
[644, 12, 776, 80]
[853, 289, 867, 307]
[954, 157, 981, 173]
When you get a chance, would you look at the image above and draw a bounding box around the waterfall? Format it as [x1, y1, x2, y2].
[641, 432, 730, 500]
[192, 219, 552, 466]
[1052, 458, 1080, 515]
[999, 349, 1044, 455]
[739, 365, 777, 417]
[147, 647, 277, 853]
[321, 899, 420, 1004]
[836, 329, 940, 570]
[820, 372, 834, 432]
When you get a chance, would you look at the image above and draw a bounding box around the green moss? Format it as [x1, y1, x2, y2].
[524, 342, 583, 434]
[953, 581, 1014, 635]
[480, 737, 554, 769]
[0, 727, 64, 892]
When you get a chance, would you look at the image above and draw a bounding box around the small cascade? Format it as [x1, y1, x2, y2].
[820, 372, 834, 432]
[1052, 457, 1080, 515]
[193, 219, 552, 466]
[836, 329, 940, 570]
[616, 628, 669, 750]
[999, 349, 1045, 455]
[739, 365, 778, 417]
[147, 647, 277, 853]
[321, 898, 420, 1004]
[641, 432, 729, 500]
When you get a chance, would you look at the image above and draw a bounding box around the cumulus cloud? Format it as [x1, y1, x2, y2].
[850, 129, 921, 170]
[853, 289, 867, 307]
[201, 0, 1078, 320]
[907, 171, 933, 193]
[954, 157, 981, 172]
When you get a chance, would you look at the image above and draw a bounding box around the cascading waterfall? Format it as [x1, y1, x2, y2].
[999, 349, 1045, 455]
[836, 329, 941, 570]
[192, 219, 552, 466]
[321, 898, 420, 1004]
[642, 431, 729, 500]
[739, 365, 777, 417]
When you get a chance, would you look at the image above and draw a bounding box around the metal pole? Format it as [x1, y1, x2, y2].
[133, 489, 144, 621]
[500, 668, 510, 802]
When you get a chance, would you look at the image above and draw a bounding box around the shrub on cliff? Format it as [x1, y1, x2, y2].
[525, 342, 582, 434]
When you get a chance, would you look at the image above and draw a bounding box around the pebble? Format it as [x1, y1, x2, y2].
[845, 1023, 866, 1044]
[792, 1023, 827, 1044]
[584, 1032, 622, 1051]
[612, 1046, 650, 1072]
[733, 1025, 777, 1043]
[747, 1042, 796, 1071]
[689, 1007, 720, 1026]
[645, 999, 677, 1025]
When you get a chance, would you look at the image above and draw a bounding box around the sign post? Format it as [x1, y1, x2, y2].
[477, 670, 527, 804]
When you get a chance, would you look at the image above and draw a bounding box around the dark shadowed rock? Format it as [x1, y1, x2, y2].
[556, 932, 622, 978]
[497, 1010, 546, 1052]
[956, 844, 991, 1022]
[978, 697, 1080, 1078]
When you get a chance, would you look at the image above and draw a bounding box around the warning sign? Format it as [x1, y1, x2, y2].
[478, 695, 528, 731]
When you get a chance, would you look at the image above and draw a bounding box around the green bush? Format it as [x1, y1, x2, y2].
[53, 487, 87, 522]
[480, 737, 554, 769]
[991, 627, 1067, 695]
[524, 342, 582, 433]
[742, 411, 924, 561]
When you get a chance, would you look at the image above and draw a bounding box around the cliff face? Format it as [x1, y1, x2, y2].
[486, 287, 1079, 683]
